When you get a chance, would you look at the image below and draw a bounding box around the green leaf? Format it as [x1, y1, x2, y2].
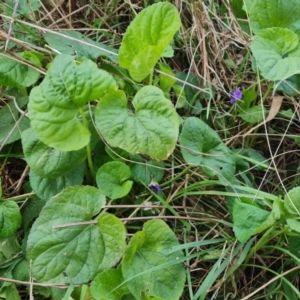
[95, 86, 179, 160]
[0, 201, 22, 238]
[284, 187, 300, 215]
[179, 117, 236, 183]
[233, 148, 268, 171]
[28, 54, 117, 151]
[238, 105, 267, 123]
[22, 128, 87, 178]
[118, 2, 181, 82]
[29, 163, 85, 200]
[91, 268, 129, 300]
[2, 0, 41, 15]
[276, 74, 300, 96]
[96, 161, 133, 200]
[249, 0, 300, 36]
[250, 28, 300, 81]
[122, 219, 186, 300]
[232, 199, 271, 242]
[130, 155, 165, 186]
[286, 219, 300, 233]
[21, 195, 46, 232]
[97, 213, 127, 270]
[0, 52, 41, 87]
[0, 96, 29, 145]
[27, 186, 125, 284]
[44, 30, 118, 62]
[159, 63, 176, 92]
[238, 88, 257, 109]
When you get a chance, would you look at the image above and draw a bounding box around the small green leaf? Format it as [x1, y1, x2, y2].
[29, 163, 85, 200]
[28, 54, 117, 151]
[22, 128, 87, 178]
[180, 117, 236, 183]
[118, 2, 181, 81]
[232, 199, 271, 243]
[21, 196, 46, 232]
[286, 219, 300, 233]
[251, 28, 300, 81]
[0, 52, 41, 87]
[239, 89, 257, 109]
[27, 186, 123, 284]
[91, 268, 129, 300]
[95, 86, 179, 160]
[0, 96, 30, 144]
[284, 187, 300, 215]
[0, 201, 22, 238]
[249, 0, 300, 36]
[122, 219, 186, 300]
[158, 63, 176, 92]
[276, 74, 300, 96]
[238, 105, 267, 123]
[130, 155, 164, 186]
[96, 161, 133, 200]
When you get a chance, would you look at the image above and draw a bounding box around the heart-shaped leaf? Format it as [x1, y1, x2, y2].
[26, 186, 126, 284]
[95, 86, 179, 160]
[122, 219, 186, 300]
[251, 28, 300, 81]
[180, 117, 236, 183]
[28, 54, 117, 151]
[96, 161, 133, 200]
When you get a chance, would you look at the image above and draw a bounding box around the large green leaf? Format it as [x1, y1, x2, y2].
[0, 97, 30, 146]
[118, 2, 181, 82]
[44, 30, 118, 62]
[27, 186, 126, 284]
[179, 117, 236, 183]
[0, 52, 41, 87]
[96, 161, 133, 200]
[22, 128, 87, 178]
[122, 219, 186, 300]
[249, 0, 300, 36]
[0, 201, 22, 238]
[251, 27, 300, 81]
[28, 54, 117, 151]
[95, 86, 179, 160]
[29, 163, 85, 200]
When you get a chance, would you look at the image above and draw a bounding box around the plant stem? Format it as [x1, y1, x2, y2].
[244, 225, 288, 266]
[149, 68, 154, 85]
[78, 107, 95, 178]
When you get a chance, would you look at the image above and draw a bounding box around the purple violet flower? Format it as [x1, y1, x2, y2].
[148, 176, 162, 193]
[230, 87, 243, 104]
